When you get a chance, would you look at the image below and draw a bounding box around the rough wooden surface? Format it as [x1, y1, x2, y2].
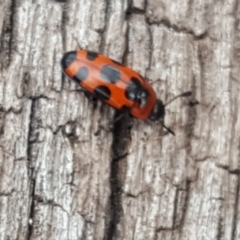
[0, 0, 239, 239]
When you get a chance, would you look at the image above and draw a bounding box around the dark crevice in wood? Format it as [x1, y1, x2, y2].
[26, 99, 36, 155]
[172, 186, 179, 230]
[127, 7, 145, 15]
[125, 192, 136, 198]
[147, 24, 153, 70]
[112, 152, 129, 162]
[233, 0, 239, 29]
[0, 106, 22, 115]
[27, 179, 36, 239]
[9, 0, 16, 57]
[98, 0, 110, 52]
[179, 180, 191, 239]
[155, 183, 191, 238]
[231, 173, 240, 240]
[216, 163, 229, 171]
[185, 74, 198, 156]
[127, 0, 146, 15]
[145, 17, 208, 41]
[0, 0, 16, 69]
[104, 159, 123, 239]
[216, 199, 224, 240]
[125, 187, 152, 198]
[143, 0, 147, 11]
[59, 0, 69, 89]
[196, 40, 209, 109]
[122, 7, 130, 66]
[193, 31, 209, 41]
[104, 111, 131, 240]
[0, 192, 13, 197]
[156, 226, 177, 232]
[60, 0, 68, 50]
[22, 71, 32, 97]
[229, 169, 240, 175]
[0, 20, 9, 70]
[216, 164, 240, 175]
[26, 99, 37, 240]
[0, 110, 5, 136]
[126, 0, 133, 13]
[230, 0, 240, 182]
[33, 196, 68, 214]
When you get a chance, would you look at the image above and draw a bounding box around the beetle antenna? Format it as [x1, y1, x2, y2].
[160, 119, 175, 136]
[164, 91, 192, 106]
[160, 91, 191, 135]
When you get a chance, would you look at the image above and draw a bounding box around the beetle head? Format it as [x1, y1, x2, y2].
[148, 91, 192, 135]
[148, 99, 165, 121]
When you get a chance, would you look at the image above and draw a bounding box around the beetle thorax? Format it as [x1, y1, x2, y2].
[148, 99, 165, 121]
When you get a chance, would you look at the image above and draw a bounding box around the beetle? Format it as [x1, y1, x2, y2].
[60, 50, 191, 135]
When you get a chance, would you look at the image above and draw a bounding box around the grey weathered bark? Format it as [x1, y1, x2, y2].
[0, 0, 239, 239]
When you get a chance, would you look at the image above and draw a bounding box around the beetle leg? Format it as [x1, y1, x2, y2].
[159, 119, 175, 136]
[110, 107, 130, 126]
[112, 112, 127, 124]
[84, 91, 97, 102]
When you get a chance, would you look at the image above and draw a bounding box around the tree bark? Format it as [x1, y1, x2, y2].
[0, 0, 239, 239]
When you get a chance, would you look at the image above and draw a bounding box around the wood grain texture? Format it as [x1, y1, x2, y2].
[0, 0, 239, 240]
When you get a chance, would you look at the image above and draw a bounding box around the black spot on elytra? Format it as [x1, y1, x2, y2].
[125, 77, 149, 105]
[125, 77, 142, 101]
[131, 77, 141, 86]
[94, 86, 111, 101]
[100, 65, 120, 84]
[86, 51, 98, 61]
[61, 51, 76, 69]
[73, 66, 89, 83]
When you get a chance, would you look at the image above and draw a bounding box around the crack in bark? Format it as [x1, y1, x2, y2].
[179, 180, 191, 239]
[0, 105, 23, 114]
[172, 186, 179, 231]
[127, 7, 146, 15]
[146, 18, 208, 41]
[112, 152, 129, 162]
[217, 198, 224, 240]
[185, 74, 198, 139]
[231, 173, 240, 240]
[27, 179, 35, 240]
[155, 182, 191, 238]
[104, 111, 131, 240]
[125, 187, 156, 198]
[60, 0, 68, 51]
[98, 0, 110, 51]
[216, 164, 240, 175]
[27, 99, 37, 240]
[8, 0, 16, 64]
[59, 2, 69, 91]
[122, 7, 130, 66]
[104, 157, 123, 240]
[147, 23, 153, 70]
[0, 0, 16, 69]
[229, 169, 240, 175]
